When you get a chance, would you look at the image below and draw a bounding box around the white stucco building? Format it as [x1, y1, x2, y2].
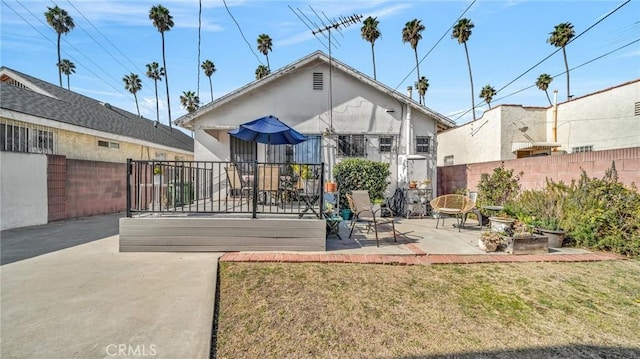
[176, 51, 455, 191]
[437, 79, 640, 166]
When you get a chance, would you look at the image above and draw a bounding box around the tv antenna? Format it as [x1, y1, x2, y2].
[310, 11, 362, 132]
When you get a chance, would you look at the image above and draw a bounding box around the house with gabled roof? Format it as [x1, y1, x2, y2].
[0, 66, 193, 162]
[0, 66, 194, 230]
[175, 50, 455, 192]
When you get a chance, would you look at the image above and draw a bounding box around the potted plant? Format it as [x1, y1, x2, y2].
[478, 230, 506, 252]
[517, 179, 568, 248]
[153, 164, 163, 183]
[418, 179, 431, 190]
[476, 163, 522, 231]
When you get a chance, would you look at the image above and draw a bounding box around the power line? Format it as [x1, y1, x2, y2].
[222, 0, 263, 65]
[453, 0, 632, 123]
[288, 5, 330, 51]
[63, 1, 140, 71]
[457, 38, 640, 123]
[394, 0, 476, 91]
[8, 0, 127, 96]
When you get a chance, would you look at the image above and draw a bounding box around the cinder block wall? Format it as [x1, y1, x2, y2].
[438, 147, 640, 195]
[64, 159, 127, 219]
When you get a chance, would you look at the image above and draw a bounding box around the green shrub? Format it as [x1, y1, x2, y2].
[515, 178, 569, 231]
[561, 162, 640, 257]
[333, 158, 391, 205]
[477, 163, 523, 217]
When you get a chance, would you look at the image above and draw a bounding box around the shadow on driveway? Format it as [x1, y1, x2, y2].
[1, 212, 124, 265]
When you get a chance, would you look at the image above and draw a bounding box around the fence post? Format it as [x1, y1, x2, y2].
[126, 159, 131, 218]
[252, 161, 258, 219]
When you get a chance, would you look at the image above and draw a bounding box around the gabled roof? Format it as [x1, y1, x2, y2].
[0, 66, 193, 152]
[175, 51, 456, 131]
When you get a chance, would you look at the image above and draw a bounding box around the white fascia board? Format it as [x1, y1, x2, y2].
[0, 69, 58, 99]
[1, 109, 193, 155]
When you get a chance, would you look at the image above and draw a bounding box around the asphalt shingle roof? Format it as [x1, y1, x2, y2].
[0, 67, 193, 152]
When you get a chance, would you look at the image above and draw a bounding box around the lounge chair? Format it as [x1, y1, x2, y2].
[257, 164, 281, 205]
[347, 190, 397, 247]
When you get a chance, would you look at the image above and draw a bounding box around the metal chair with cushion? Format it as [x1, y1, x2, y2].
[347, 190, 397, 247]
[225, 164, 252, 200]
[429, 194, 476, 232]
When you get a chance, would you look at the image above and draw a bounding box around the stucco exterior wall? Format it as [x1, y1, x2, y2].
[190, 62, 439, 189]
[552, 81, 640, 152]
[55, 127, 192, 162]
[436, 108, 504, 166]
[0, 152, 48, 230]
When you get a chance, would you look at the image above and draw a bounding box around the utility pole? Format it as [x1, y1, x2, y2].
[312, 14, 362, 132]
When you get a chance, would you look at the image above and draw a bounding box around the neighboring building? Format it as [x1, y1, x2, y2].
[437, 79, 640, 166]
[175, 51, 455, 191]
[0, 66, 194, 230]
[0, 66, 194, 162]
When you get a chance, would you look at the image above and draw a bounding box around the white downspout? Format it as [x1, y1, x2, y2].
[405, 86, 412, 156]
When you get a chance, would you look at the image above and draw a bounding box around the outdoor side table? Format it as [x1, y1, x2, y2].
[324, 213, 342, 240]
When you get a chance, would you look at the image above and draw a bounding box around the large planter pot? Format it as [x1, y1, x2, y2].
[536, 228, 566, 248]
[489, 217, 515, 233]
[478, 238, 498, 252]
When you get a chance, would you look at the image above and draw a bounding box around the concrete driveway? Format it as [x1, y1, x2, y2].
[1, 215, 221, 359]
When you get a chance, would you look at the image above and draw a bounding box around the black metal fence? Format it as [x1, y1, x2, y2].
[126, 160, 325, 219]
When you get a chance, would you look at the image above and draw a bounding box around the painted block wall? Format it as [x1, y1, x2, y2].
[64, 159, 127, 219]
[437, 147, 640, 196]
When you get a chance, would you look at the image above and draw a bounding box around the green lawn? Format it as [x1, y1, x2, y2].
[215, 260, 640, 358]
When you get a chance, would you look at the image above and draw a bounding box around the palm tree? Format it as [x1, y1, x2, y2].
[361, 16, 381, 80]
[123, 73, 143, 116]
[402, 19, 425, 104]
[57, 59, 75, 90]
[547, 22, 575, 101]
[180, 91, 200, 113]
[255, 65, 270, 80]
[414, 76, 429, 105]
[149, 4, 175, 129]
[452, 18, 476, 121]
[44, 6, 75, 87]
[146, 62, 165, 128]
[479, 85, 497, 109]
[256, 34, 273, 71]
[201, 60, 216, 102]
[536, 73, 554, 106]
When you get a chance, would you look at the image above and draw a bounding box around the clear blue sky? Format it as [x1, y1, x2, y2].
[2, 0, 638, 131]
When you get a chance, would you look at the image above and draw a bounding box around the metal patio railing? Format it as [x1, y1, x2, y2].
[126, 160, 325, 219]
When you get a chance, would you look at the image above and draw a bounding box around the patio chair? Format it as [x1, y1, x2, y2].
[296, 175, 322, 218]
[347, 190, 397, 247]
[257, 164, 281, 205]
[429, 194, 475, 232]
[225, 165, 252, 200]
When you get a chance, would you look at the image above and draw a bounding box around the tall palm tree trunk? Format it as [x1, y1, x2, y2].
[371, 43, 377, 80]
[154, 80, 160, 128]
[414, 49, 421, 104]
[161, 33, 172, 130]
[562, 47, 570, 101]
[544, 90, 552, 106]
[208, 77, 213, 102]
[134, 93, 141, 116]
[266, 55, 270, 71]
[66, 75, 70, 90]
[57, 33, 62, 87]
[464, 43, 476, 121]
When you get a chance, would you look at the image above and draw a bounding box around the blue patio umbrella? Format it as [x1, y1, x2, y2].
[228, 115, 308, 145]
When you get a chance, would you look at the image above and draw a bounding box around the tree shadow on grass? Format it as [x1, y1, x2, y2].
[394, 344, 640, 359]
